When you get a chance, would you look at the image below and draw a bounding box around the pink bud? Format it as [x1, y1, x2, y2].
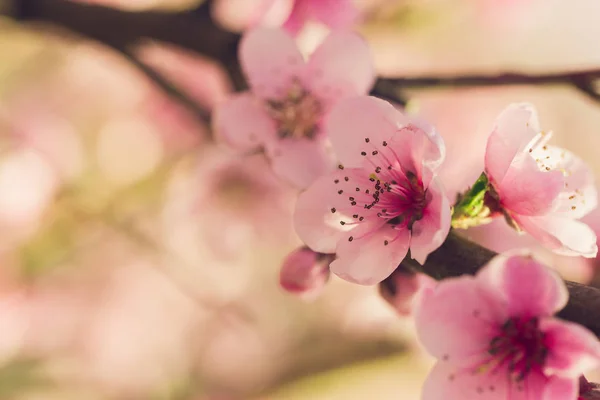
[380, 269, 435, 316]
[279, 246, 332, 299]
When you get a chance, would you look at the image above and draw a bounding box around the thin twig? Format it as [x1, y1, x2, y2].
[119, 47, 211, 123]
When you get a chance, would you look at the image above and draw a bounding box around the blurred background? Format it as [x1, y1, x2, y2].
[1, 0, 600, 398]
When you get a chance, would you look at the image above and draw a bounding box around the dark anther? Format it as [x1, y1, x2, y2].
[344, 176, 349, 181]
[338, 164, 344, 170]
[348, 236, 354, 242]
[334, 179, 339, 184]
[330, 207, 336, 213]
[365, 138, 370, 143]
[383, 141, 388, 146]
[384, 240, 389, 245]
[338, 190, 343, 194]
[372, 151, 378, 155]
[361, 151, 367, 156]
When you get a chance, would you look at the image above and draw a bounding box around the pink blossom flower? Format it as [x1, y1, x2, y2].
[294, 96, 451, 285]
[214, 28, 375, 188]
[415, 251, 600, 400]
[485, 103, 598, 257]
[279, 246, 333, 299]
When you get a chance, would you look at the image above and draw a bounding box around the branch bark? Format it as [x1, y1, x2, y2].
[400, 231, 600, 338]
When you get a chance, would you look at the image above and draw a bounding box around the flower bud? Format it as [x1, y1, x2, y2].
[279, 246, 333, 300]
[379, 268, 435, 316]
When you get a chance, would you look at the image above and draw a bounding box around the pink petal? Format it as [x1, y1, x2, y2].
[326, 96, 409, 168]
[294, 169, 372, 253]
[410, 177, 451, 264]
[331, 223, 410, 285]
[309, 0, 359, 30]
[213, 92, 277, 151]
[266, 138, 336, 188]
[540, 318, 600, 378]
[485, 103, 539, 185]
[282, 0, 309, 35]
[240, 28, 305, 100]
[375, 122, 445, 187]
[414, 277, 506, 363]
[409, 117, 446, 173]
[421, 361, 509, 400]
[499, 153, 564, 216]
[306, 31, 375, 104]
[543, 377, 578, 400]
[514, 215, 598, 257]
[477, 252, 568, 317]
[537, 146, 597, 219]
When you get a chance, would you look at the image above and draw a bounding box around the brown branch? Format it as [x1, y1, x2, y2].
[398, 231, 600, 338]
[10, 0, 600, 109]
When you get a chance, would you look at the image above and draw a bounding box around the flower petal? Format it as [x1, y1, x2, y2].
[408, 117, 446, 173]
[266, 137, 335, 188]
[281, 0, 310, 35]
[331, 223, 409, 285]
[306, 31, 375, 104]
[310, 0, 359, 29]
[414, 276, 506, 363]
[535, 146, 597, 219]
[485, 103, 539, 185]
[499, 153, 564, 216]
[477, 251, 568, 317]
[326, 96, 409, 168]
[540, 318, 600, 378]
[240, 28, 305, 100]
[514, 215, 598, 257]
[294, 169, 376, 253]
[421, 362, 509, 400]
[543, 377, 578, 400]
[213, 92, 277, 151]
[410, 177, 451, 264]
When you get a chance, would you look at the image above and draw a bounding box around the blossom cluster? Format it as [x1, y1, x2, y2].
[213, 5, 600, 399]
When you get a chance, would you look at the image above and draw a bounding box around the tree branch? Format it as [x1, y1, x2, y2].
[399, 231, 600, 339]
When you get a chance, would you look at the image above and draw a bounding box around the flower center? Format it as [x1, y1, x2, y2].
[487, 317, 548, 381]
[265, 81, 322, 140]
[372, 170, 427, 229]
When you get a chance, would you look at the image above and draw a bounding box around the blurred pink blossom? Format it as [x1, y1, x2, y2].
[162, 145, 296, 264]
[415, 250, 600, 400]
[214, 28, 374, 188]
[485, 103, 597, 257]
[294, 96, 450, 285]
